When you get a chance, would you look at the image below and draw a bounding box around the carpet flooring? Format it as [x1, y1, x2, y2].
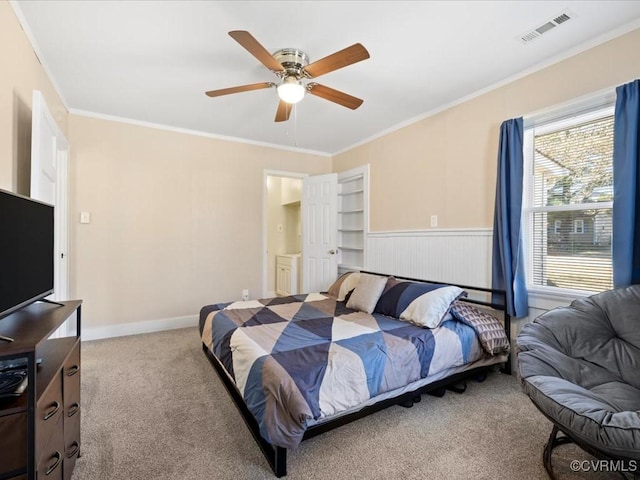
[70, 327, 616, 480]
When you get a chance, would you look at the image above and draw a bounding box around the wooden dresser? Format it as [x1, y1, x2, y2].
[0, 301, 82, 480]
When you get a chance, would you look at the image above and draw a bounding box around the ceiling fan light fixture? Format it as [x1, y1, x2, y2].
[277, 77, 305, 104]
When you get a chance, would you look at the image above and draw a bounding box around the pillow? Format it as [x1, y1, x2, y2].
[399, 284, 465, 328]
[346, 274, 387, 313]
[375, 280, 465, 328]
[373, 278, 410, 316]
[380, 276, 404, 295]
[327, 271, 361, 301]
[450, 301, 510, 355]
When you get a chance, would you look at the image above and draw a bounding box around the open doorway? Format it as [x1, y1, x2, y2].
[263, 171, 306, 297]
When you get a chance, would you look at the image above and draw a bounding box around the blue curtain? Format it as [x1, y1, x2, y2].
[613, 79, 640, 286]
[492, 118, 528, 317]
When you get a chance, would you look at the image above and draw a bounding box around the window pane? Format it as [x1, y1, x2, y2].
[531, 208, 613, 292]
[533, 116, 614, 207]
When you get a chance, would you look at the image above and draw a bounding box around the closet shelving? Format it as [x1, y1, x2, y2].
[337, 166, 368, 273]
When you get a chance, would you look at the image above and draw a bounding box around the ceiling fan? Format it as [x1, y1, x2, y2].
[205, 31, 370, 122]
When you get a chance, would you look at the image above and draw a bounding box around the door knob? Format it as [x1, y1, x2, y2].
[329, 249, 337, 255]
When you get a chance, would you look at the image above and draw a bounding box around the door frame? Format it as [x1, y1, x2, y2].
[31, 90, 69, 303]
[262, 170, 308, 298]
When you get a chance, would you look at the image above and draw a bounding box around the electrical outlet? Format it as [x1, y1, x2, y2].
[241, 289, 249, 301]
[430, 215, 438, 227]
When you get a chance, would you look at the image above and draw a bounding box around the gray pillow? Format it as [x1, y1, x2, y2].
[346, 274, 387, 313]
[450, 301, 510, 355]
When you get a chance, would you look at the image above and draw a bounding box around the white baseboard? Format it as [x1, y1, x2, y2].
[82, 314, 198, 341]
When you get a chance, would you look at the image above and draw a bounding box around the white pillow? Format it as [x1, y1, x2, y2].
[399, 285, 464, 328]
[346, 274, 387, 313]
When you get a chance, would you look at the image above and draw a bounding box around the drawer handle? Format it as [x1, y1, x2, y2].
[67, 365, 80, 376]
[45, 451, 62, 476]
[66, 441, 80, 458]
[68, 402, 80, 418]
[43, 401, 60, 421]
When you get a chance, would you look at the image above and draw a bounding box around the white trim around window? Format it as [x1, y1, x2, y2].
[523, 101, 615, 297]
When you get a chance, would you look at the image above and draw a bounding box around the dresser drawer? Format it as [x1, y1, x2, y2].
[63, 408, 80, 480]
[63, 341, 81, 480]
[63, 342, 81, 407]
[37, 415, 64, 480]
[0, 412, 27, 475]
[36, 372, 63, 463]
[64, 400, 81, 456]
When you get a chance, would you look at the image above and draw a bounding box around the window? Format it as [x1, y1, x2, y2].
[523, 106, 614, 294]
[573, 219, 584, 234]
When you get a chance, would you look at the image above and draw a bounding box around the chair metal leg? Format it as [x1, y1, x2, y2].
[543, 425, 573, 480]
[543, 425, 559, 479]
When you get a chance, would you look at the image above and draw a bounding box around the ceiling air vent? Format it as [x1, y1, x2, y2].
[520, 11, 573, 44]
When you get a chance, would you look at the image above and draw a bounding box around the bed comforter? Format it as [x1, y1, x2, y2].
[199, 292, 489, 449]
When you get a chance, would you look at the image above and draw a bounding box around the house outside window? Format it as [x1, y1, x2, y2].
[573, 219, 584, 234]
[523, 106, 614, 294]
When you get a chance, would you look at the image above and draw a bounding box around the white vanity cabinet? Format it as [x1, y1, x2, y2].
[276, 254, 300, 296]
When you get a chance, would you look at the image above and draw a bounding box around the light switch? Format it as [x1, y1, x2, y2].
[80, 211, 91, 224]
[430, 215, 438, 227]
[277, 224, 283, 232]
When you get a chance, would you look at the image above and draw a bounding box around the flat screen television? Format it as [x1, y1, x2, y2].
[0, 188, 54, 319]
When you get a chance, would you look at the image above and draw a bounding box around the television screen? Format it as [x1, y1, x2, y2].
[0, 189, 54, 319]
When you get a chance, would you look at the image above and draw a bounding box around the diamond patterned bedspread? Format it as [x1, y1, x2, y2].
[199, 293, 486, 449]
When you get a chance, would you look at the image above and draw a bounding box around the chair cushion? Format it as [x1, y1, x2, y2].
[517, 285, 640, 460]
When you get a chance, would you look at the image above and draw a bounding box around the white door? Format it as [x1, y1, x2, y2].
[31, 90, 69, 303]
[302, 173, 338, 293]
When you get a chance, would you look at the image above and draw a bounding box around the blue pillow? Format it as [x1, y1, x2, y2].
[374, 281, 465, 328]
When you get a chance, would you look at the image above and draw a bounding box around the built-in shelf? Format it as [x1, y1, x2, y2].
[338, 189, 364, 196]
[337, 166, 368, 275]
[339, 264, 364, 271]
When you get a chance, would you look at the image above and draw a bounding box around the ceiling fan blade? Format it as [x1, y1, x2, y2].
[205, 82, 274, 98]
[303, 43, 369, 78]
[229, 30, 285, 73]
[275, 100, 292, 122]
[307, 83, 363, 110]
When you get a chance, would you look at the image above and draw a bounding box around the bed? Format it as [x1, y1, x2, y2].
[199, 271, 511, 477]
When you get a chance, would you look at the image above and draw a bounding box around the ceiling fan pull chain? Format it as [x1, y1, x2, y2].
[294, 104, 298, 147]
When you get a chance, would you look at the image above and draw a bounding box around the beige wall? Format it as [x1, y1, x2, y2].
[333, 28, 640, 231]
[0, 3, 67, 194]
[4, 0, 640, 332]
[69, 115, 329, 328]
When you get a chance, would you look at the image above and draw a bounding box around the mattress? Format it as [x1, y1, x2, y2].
[199, 292, 505, 449]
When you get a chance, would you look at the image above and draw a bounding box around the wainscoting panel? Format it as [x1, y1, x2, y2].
[366, 229, 493, 288]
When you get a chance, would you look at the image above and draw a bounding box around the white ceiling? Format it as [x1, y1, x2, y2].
[12, 1, 640, 155]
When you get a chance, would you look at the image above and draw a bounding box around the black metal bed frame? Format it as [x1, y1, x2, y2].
[201, 272, 512, 477]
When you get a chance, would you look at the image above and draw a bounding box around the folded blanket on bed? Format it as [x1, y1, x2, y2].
[200, 293, 493, 449]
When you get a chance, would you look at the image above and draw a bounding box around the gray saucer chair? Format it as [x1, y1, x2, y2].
[517, 285, 640, 479]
